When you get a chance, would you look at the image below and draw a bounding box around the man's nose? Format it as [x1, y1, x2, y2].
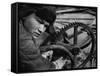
[38, 29, 42, 34]
[38, 25, 46, 33]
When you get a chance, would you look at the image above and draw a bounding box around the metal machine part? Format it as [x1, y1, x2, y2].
[40, 22, 96, 69]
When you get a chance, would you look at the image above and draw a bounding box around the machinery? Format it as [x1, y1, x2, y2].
[40, 8, 97, 69]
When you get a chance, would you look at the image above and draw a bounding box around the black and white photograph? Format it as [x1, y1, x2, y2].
[11, 2, 97, 73]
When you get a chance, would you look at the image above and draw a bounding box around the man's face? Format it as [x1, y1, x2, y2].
[24, 14, 49, 38]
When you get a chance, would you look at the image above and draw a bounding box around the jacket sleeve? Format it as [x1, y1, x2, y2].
[19, 34, 55, 72]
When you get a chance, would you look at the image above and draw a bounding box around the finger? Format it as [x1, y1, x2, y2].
[59, 57, 63, 60]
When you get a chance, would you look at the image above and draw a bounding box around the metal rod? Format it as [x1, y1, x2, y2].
[74, 25, 78, 45]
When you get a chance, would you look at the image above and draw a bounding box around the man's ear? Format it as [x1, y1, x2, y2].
[49, 24, 56, 34]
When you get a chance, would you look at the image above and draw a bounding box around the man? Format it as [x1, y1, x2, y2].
[18, 6, 67, 72]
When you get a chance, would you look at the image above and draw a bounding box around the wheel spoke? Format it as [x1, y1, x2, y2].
[74, 25, 78, 45]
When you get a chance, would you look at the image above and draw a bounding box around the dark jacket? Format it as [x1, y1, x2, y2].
[18, 21, 55, 72]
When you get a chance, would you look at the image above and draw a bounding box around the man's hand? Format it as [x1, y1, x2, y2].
[52, 57, 67, 69]
[42, 50, 53, 61]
